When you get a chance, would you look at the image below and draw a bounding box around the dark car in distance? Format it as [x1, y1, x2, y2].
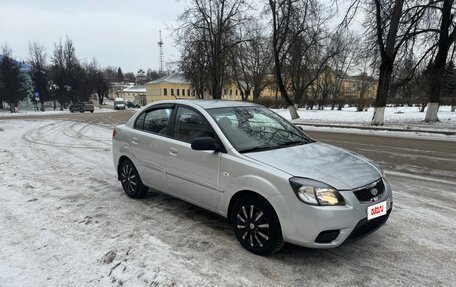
[69, 102, 94, 113]
[126, 101, 141, 108]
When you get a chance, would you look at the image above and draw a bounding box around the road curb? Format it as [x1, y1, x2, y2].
[294, 122, 456, 136]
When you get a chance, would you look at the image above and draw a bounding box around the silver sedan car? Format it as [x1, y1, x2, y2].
[112, 100, 393, 255]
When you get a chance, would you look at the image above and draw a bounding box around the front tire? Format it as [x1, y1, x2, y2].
[231, 194, 284, 255]
[119, 159, 148, 198]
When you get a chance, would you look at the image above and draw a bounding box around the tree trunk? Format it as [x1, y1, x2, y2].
[371, 0, 404, 126]
[287, 105, 299, 119]
[372, 60, 394, 125]
[425, 0, 454, 122]
[451, 105, 455, 112]
[372, 107, 385, 125]
[425, 102, 440, 121]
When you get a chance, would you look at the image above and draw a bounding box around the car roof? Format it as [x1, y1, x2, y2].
[153, 99, 260, 110]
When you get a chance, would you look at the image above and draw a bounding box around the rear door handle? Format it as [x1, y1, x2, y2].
[131, 137, 139, 145]
[169, 147, 179, 156]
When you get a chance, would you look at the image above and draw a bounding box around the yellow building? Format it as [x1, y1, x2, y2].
[146, 73, 255, 103]
[145, 73, 196, 103]
[144, 71, 377, 104]
[340, 74, 377, 100]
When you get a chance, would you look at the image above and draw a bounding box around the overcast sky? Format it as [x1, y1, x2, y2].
[0, 0, 186, 72]
[0, 0, 362, 74]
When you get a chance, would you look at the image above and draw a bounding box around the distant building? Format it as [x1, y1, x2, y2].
[145, 73, 196, 103]
[107, 82, 134, 100]
[143, 71, 378, 105]
[119, 85, 147, 106]
[341, 73, 377, 101]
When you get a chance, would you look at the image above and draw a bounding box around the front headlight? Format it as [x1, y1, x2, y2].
[289, 177, 345, 206]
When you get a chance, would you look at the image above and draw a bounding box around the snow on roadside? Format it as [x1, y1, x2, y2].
[0, 108, 116, 117]
[273, 105, 456, 128]
[299, 125, 456, 142]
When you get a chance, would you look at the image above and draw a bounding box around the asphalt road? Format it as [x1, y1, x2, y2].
[10, 109, 456, 182]
[2, 110, 455, 286]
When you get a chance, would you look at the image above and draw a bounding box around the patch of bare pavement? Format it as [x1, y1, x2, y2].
[0, 113, 455, 286]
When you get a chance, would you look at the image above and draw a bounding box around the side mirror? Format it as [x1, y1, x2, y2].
[191, 137, 219, 151]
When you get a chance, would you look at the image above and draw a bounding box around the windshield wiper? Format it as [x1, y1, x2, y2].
[240, 140, 310, 153]
[239, 146, 279, 153]
[277, 139, 311, 147]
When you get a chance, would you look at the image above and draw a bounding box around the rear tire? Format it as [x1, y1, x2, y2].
[119, 159, 148, 198]
[231, 194, 284, 255]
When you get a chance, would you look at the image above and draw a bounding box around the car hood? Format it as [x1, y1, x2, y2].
[244, 142, 381, 190]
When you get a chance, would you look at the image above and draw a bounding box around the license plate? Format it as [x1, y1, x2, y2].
[367, 201, 387, 220]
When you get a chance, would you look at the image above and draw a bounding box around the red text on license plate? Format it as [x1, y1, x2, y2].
[367, 201, 387, 220]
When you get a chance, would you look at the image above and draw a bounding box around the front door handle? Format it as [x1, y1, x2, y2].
[169, 147, 179, 156]
[131, 137, 139, 145]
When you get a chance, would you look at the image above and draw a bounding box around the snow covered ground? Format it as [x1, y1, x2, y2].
[273, 105, 456, 128]
[1, 119, 455, 286]
[0, 108, 116, 117]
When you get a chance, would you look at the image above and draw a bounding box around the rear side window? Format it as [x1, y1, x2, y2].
[134, 107, 173, 135]
[174, 107, 214, 143]
[134, 112, 146, 129]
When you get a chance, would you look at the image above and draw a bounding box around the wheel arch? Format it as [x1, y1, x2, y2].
[227, 190, 274, 223]
[117, 155, 131, 180]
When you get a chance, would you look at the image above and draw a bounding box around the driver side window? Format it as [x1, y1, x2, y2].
[174, 107, 214, 143]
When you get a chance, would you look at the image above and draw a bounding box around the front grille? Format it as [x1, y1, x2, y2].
[315, 230, 340, 243]
[353, 179, 385, 203]
[346, 209, 391, 242]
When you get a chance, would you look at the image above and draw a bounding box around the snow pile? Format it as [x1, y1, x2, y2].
[273, 106, 456, 128]
[0, 108, 116, 117]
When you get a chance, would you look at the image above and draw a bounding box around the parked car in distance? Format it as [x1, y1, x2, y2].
[69, 102, 94, 113]
[112, 100, 393, 255]
[114, 97, 126, 110]
[126, 101, 141, 108]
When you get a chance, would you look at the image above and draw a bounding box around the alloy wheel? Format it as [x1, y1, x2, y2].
[120, 163, 137, 195]
[235, 204, 270, 248]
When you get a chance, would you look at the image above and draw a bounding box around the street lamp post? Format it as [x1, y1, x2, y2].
[63, 85, 71, 109]
[48, 80, 59, 111]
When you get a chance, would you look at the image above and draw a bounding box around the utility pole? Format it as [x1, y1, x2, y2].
[158, 30, 164, 74]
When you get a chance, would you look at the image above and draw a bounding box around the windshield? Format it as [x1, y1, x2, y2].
[115, 101, 125, 104]
[208, 106, 313, 153]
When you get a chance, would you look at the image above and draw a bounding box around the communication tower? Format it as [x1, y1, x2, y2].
[158, 30, 164, 74]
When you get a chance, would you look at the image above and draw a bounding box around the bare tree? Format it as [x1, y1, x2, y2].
[341, 0, 437, 125]
[177, 0, 249, 99]
[424, 0, 456, 121]
[229, 24, 272, 101]
[370, 0, 405, 125]
[288, 2, 337, 109]
[328, 32, 359, 110]
[268, 0, 300, 119]
[28, 42, 48, 111]
[179, 28, 211, 98]
[0, 45, 30, 112]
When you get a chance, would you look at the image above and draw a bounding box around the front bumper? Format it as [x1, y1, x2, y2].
[269, 179, 393, 248]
